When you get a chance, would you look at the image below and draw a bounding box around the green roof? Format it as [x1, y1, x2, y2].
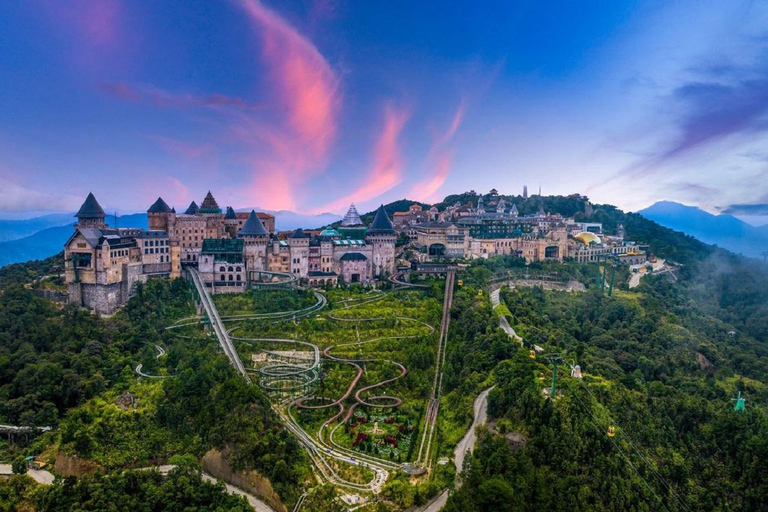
[202, 238, 244, 254]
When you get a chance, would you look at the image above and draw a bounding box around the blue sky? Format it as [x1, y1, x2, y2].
[1, 0, 767, 220]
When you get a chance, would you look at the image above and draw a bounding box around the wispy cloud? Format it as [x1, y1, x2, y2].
[0, 176, 82, 213]
[409, 100, 466, 203]
[101, 82, 262, 111]
[239, 0, 341, 160]
[312, 103, 410, 213]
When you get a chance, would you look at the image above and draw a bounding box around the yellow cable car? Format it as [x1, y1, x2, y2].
[607, 425, 616, 437]
[458, 279, 463, 286]
[477, 290, 483, 297]
[529, 349, 536, 360]
[538, 373, 545, 381]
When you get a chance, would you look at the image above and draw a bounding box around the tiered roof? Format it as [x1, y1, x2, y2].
[76, 193, 106, 219]
[199, 191, 221, 213]
[341, 203, 364, 227]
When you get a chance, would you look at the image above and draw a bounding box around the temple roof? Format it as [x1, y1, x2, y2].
[238, 210, 268, 236]
[147, 197, 172, 213]
[341, 203, 364, 227]
[367, 204, 395, 235]
[76, 192, 106, 219]
[225, 206, 237, 220]
[199, 191, 221, 213]
[184, 201, 199, 215]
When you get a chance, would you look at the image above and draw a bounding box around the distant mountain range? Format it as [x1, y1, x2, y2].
[0, 210, 341, 267]
[638, 201, 768, 259]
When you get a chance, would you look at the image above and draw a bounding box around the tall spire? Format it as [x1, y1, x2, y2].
[341, 203, 363, 227]
[184, 201, 199, 215]
[147, 197, 172, 213]
[76, 192, 106, 219]
[368, 204, 395, 235]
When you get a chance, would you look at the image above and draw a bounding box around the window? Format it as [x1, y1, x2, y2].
[228, 266, 234, 272]
[220, 266, 226, 272]
[236, 274, 241, 281]
[236, 266, 241, 272]
[220, 275, 225, 281]
[228, 275, 233, 281]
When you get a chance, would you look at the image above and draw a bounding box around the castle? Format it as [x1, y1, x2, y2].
[64, 192, 396, 314]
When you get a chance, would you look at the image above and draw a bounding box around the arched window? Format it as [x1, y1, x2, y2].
[220, 266, 226, 272]
[236, 274, 241, 281]
[236, 266, 241, 272]
[229, 275, 233, 281]
[220, 275, 225, 281]
[228, 266, 234, 272]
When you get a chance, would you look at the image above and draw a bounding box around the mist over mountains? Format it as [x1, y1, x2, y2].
[638, 201, 768, 259]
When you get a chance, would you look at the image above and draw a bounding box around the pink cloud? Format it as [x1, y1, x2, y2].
[239, 0, 341, 160]
[409, 100, 466, 203]
[101, 82, 262, 111]
[312, 104, 410, 213]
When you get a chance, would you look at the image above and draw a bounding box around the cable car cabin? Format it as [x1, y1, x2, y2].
[529, 349, 536, 360]
[538, 373, 545, 381]
[477, 289, 482, 297]
[458, 279, 463, 286]
[607, 425, 616, 437]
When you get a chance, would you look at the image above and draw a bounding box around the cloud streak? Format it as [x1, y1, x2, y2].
[409, 100, 466, 203]
[239, 0, 341, 160]
[0, 176, 82, 213]
[312, 104, 410, 213]
[101, 82, 262, 111]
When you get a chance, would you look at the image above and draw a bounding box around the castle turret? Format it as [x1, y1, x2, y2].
[184, 201, 199, 215]
[147, 197, 173, 231]
[238, 210, 269, 272]
[366, 204, 396, 278]
[224, 206, 238, 238]
[75, 192, 107, 229]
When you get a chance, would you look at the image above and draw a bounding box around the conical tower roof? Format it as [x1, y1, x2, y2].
[341, 203, 363, 227]
[76, 192, 106, 219]
[368, 204, 395, 235]
[199, 191, 221, 213]
[225, 206, 237, 220]
[238, 210, 268, 236]
[290, 228, 310, 239]
[147, 197, 172, 213]
[184, 201, 199, 215]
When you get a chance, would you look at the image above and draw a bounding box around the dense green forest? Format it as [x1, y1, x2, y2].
[0, 277, 309, 509]
[438, 201, 768, 511]
[1, 458, 253, 511]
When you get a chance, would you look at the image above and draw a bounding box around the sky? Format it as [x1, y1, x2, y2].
[1, 0, 768, 221]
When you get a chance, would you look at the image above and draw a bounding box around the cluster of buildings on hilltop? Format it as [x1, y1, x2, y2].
[64, 192, 396, 314]
[64, 188, 647, 315]
[393, 191, 647, 266]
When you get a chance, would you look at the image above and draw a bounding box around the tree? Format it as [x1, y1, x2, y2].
[11, 456, 27, 475]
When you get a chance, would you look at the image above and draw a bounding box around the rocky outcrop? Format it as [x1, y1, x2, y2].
[53, 452, 101, 477]
[201, 448, 287, 512]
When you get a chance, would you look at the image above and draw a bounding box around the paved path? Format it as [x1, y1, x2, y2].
[418, 386, 493, 512]
[0, 464, 55, 484]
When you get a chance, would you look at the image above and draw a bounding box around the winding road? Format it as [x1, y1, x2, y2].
[417, 386, 493, 512]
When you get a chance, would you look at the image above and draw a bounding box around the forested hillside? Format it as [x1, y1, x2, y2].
[439, 204, 768, 511]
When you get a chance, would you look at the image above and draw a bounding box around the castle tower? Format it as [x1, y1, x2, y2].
[497, 198, 506, 214]
[238, 210, 269, 273]
[199, 191, 224, 239]
[509, 203, 518, 218]
[147, 197, 173, 231]
[366, 204, 397, 278]
[224, 206, 238, 238]
[289, 228, 310, 277]
[75, 192, 107, 229]
[617, 223, 625, 240]
[184, 201, 199, 215]
[523, 185, 528, 199]
[477, 195, 485, 214]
